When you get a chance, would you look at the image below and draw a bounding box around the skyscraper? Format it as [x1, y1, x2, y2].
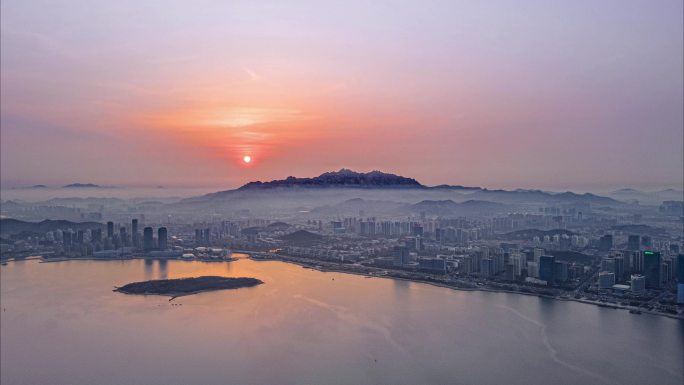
[599, 272, 615, 289]
[63, 231, 72, 246]
[554, 261, 568, 282]
[643, 251, 661, 289]
[132, 219, 139, 248]
[614, 256, 625, 282]
[119, 226, 127, 247]
[599, 235, 613, 252]
[158, 227, 168, 251]
[480, 258, 493, 278]
[393, 246, 409, 266]
[90, 228, 101, 243]
[677, 254, 684, 304]
[539, 255, 556, 284]
[627, 235, 640, 251]
[143, 227, 154, 251]
[630, 274, 646, 293]
[107, 221, 114, 238]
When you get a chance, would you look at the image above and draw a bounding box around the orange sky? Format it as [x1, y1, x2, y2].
[1, 1, 682, 191]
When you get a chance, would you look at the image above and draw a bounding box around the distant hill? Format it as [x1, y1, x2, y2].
[63, 183, 101, 188]
[431, 184, 482, 191]
[179, 169, 625, 210]
[281, 230, 324, 244]
[608, 188, 683, 205]
[238, 169, 424, 190]
[266, 221, 292, 231]
[0, 219, 105, 236]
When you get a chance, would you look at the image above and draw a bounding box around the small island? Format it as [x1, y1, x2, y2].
[114, 276, 263, 298]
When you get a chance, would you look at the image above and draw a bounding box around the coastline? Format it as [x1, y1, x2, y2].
[113, 276, 263, 300]
[114, 287, 248, 301]
[3, 254, 681, 320]
[250, 255, 684, 321]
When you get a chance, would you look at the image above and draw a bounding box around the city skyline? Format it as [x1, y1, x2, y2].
[1, 0, 682, 190]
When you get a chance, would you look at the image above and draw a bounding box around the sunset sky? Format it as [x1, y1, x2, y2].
[1, 0, 682, 191]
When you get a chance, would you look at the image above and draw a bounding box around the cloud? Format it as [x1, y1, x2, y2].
[243, 67, 264, 81]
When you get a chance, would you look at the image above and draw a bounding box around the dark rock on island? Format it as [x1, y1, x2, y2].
[114, 276, 263, 297]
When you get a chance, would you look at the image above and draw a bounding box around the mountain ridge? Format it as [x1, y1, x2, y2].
[180, 169, 625, 206]
[238, 169, 424, 190]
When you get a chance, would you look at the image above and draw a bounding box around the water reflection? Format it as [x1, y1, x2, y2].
[0, 258, 681, 385]
[158, 259, 168, 279]
[144, 259, 154, 279]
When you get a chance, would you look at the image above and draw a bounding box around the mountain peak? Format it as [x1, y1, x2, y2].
[238, 169, 424, 190]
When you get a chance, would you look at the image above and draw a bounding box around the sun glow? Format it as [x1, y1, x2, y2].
[243, 155, 252, 163]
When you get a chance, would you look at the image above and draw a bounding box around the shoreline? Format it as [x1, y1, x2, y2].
[114, 287, 248, 301]
[4, 254, 681, 320]
[251, 256, 684, 321]
[113, 276, 262, 300]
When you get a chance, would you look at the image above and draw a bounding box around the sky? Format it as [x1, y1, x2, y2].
[1, 0, 683, 191]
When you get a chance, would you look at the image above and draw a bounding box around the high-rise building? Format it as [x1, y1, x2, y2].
[63, 231, 72, 246]
[643, 251, 661, 289]
[157, 227, 168, 251]
[627, 235, 640, 251]
[461, 256, 474, 274]
[533, 248, 543, 264]
[90, 228, 101, 243]
[132, 219, 139, 248]
[631, 251, 644, 273]
[599, 272, 615, 289]
[599, 235, 613, 252]
[143, 227, 154, 251]
[539, 255, 556, 284]
[393, 246, 409, 266]
[119, 227, 127, 247]
[107, 221, 114, 238]
[660, 258, 676, 284]
[613, 256, 625, 282]
[641, 236, 652, 249]
[676, 254, 684, 304]
[601, 258, 615, 274]
[480, 258, 493, 278]
[527, 261, 539, 278]
[554, 261, 568, 282]
[630, 274, 646, 293]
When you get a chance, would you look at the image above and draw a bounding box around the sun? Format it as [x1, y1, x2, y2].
[243, 155, 252, 164]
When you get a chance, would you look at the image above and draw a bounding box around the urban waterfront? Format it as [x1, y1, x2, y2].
[1, 255, 681, 385]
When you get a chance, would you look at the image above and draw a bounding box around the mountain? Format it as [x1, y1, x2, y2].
[608, 188, 683, 205]
[63, 183, 101, 188]
[281, 230, 324, 244]
[0, 219, 105, 236]
[238, 169, 424, 190]
[466, 189, 622, 205]
[178, 169, 625, 213]
[431, 184, 482, 191]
